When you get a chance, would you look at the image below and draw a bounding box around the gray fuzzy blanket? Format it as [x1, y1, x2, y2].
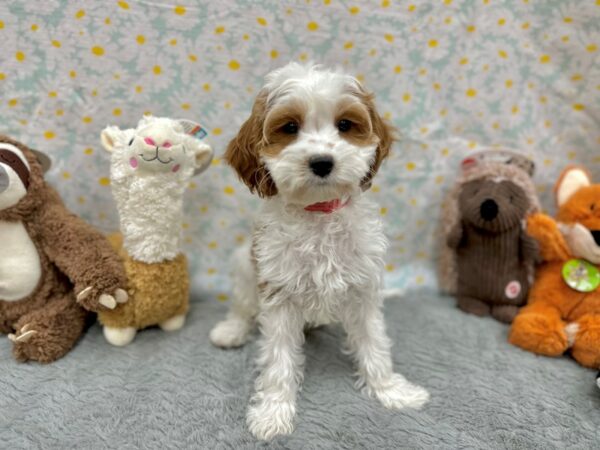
[1, 292, 598, 449]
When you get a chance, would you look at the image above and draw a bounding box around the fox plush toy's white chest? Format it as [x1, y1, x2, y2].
[0, 221, 42, 301]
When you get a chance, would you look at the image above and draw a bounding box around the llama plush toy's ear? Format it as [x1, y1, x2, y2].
[555, 166, 592, 207]
[100, 126, 122, 153]
[177, 119, 212, 175]
[192, 141, 214, 175]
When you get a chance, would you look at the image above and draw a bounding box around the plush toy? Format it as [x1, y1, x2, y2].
[98, 116, 213, 346]
[509, 166, 600, 369]
[439, 150, 540, 323]
[0, 135, 128, 363]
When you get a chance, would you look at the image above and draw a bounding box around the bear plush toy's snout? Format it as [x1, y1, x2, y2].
[480, 198, 499, 221]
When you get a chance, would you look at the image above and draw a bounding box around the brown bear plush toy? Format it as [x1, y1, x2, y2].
[440, 151, 540, 323]
[0, 135, 127, 363]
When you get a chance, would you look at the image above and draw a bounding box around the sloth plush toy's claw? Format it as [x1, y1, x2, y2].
[77, 286, 127, 310]
[114, 288, 128, 304]
[76, 286, 93, 302]
[98, 294, 117, 310]
[8, 328, 38, 343]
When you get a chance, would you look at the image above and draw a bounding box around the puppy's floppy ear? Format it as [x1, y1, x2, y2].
[356, 87, 396, 190]
[225, 90, 277, 197]
[555, 165, 591, 207]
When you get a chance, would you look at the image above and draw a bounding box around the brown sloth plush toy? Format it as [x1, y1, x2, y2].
[0, 135, 127, 363]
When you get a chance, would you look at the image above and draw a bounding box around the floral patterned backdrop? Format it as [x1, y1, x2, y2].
[1, 0, 599, 301]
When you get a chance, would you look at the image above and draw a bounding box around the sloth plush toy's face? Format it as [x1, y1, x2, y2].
[0, 142, 30, 211]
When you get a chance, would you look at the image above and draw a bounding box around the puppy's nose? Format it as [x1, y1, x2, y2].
[309, 155, 334, 178]
[480, 199, 498, 221]
[591, 230, 600, 246]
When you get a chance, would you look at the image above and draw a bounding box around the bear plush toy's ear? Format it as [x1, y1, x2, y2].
[555, 165, 592, 207]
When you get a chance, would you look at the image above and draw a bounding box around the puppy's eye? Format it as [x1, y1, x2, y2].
[591, 203, 596, 211]
[281, 122, 299, 134]
[128, 137, 135, 146]
[337, 119, 352, 132]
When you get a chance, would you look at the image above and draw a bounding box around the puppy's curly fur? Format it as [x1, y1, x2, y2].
[210, 64, 429, 440]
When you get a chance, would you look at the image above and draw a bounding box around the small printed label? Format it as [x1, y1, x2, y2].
[191, 125, 207, 139]
[562, 259, 600, 293]
[505, 280, 522, 299]
[179, 119, 208, 139]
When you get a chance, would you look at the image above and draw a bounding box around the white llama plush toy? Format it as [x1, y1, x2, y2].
[98, 115, 213, 346]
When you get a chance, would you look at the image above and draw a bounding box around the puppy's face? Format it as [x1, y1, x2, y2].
[226, 64, 394, 204]
[0, 142, 30, 210]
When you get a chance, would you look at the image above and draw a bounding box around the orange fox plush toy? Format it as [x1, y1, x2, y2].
[509, 166, 600, 369]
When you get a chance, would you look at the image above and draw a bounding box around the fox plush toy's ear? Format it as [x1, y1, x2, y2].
[555, 166, 592, 207]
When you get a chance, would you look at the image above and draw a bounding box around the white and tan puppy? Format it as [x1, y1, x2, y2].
[210, 63, 429, 440]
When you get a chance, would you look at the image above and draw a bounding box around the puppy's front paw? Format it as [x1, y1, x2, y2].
[247, 398, 295, 440]
[371, 373, 430, 410]
[209, 318, 252, 348]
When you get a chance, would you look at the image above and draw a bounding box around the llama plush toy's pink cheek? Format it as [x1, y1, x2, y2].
[129, 157, 138, 169]
[172, 164, 180, 173]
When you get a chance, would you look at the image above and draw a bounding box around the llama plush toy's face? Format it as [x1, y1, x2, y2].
[101, 116, 213, 177]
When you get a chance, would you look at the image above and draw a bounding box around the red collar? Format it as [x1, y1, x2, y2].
[304, 198, 349, 214]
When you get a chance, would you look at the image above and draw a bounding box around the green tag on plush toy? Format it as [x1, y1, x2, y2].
[562, 259, 600, 292]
